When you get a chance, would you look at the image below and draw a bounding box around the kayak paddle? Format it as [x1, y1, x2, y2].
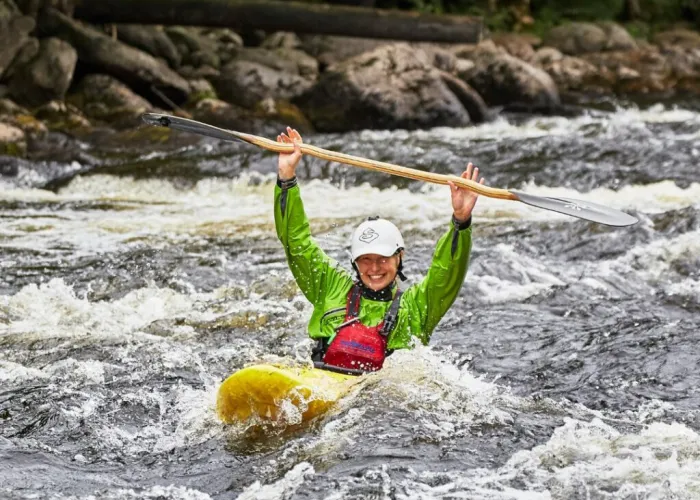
[141, 113, 638, 227]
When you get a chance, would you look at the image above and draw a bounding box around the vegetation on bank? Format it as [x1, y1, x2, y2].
[323, 0, 700, 36]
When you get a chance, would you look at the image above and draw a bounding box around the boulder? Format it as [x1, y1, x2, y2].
[544, 22, 636, 56]
[116, 24, 181, 69]
[68, 73, 153, 126]
[0, 14, 36, 80]
[491, 33, 541, 61]
[653, 29, 700, 50]
[295, 43, 471, 132]
[34, 99, 91, 132]
[299, 34, 390, 68]
[533, 47, 601, 92]
[214, 47, 318, 109]
[439, 71, 488, 123]
[42, 8, 190, 107]
[261, 32, 303, 51]
[458, 41, 560, 110]
[8, 37, 77, 107]
[582, 47, 674, 94]
[0, 121, 26, 156]
[2, 36, 38, 81]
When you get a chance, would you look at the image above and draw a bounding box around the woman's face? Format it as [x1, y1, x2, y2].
[355, 252, 402, 291]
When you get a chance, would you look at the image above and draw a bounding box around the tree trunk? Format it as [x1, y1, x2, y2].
[73, 0, 484, 44]
[622, 0, 641, 20]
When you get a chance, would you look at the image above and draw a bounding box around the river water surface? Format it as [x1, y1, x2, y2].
[1, 103, 700, 499]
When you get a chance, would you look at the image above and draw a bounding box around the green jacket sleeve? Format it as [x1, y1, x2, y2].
[274, 181, 351, 308]
[389, 219, 472, 348]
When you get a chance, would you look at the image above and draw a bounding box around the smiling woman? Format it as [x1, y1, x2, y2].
[273, 126, 484, 375]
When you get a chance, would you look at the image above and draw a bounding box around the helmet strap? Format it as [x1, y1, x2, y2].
[397, 257, 407, 281]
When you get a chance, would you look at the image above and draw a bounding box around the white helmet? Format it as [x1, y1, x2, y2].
[350, 217, 404, 261]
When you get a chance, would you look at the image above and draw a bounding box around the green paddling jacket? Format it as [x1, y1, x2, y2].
[274, 179, 472, 351]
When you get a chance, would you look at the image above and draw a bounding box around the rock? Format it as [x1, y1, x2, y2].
[439, 71, 488, 123]
[545, 23, 608, 55]
[0, 0, 21, 17]
[116, 24, 181, 69]
[582, 47, 673, 94]
[68, 74, 153, 126]
[187, 78, 217, 104]
[262, 32, 302, 51]
[299, 34, 391, 68]
[34, 99, 91, 132]
[545, 22, 636, 56]
[178, 64, 220, 80]
[598, 22, 637, 52]
[0, 121, 26, 156]
[492, 33, 541, 61]
[0, 97, 28, 116]
[2, 36, 38, 81]
[42, 8, 190, 107]
[0, 121, 24, 142]
[198, 28, 243, 65]
[8, 37, 77, 107]
[215, 47, 319, 109]
[295, 43, 471, 132]
[412, 43, 459, 74]
[165, 26, 206, 55]
[0, 15, 36, 80]
[459, 41, 560, 110]
[533, 47, 601, 92]
[188, 50, 220, 70]
[653, 29, 700, 50]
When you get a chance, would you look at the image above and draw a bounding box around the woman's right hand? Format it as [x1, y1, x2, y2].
[277, 126, 303, 181]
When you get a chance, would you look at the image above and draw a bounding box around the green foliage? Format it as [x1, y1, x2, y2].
[530, 0, 626, 21]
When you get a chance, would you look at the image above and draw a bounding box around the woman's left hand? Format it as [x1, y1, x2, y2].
[448, 162, 485, 223]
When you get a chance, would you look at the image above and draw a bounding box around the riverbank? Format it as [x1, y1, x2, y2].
[1, 0, 700, 160]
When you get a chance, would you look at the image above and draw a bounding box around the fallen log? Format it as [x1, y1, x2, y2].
[73, 0, 484, 44]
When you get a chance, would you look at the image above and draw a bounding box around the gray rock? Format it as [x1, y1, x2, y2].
[439, 71, 488, 123]
[534, 47, 599, 92]
[0, 14, 35, 80]
[599, 22, 637, 52]
[116, 24, 181, 69]
[299, 34, 391, 68]
[545, 22, 636, 56]
[295, 43, 471, 132]
[459, 41, 560, 110]
[42, 8, 190, 106]
[0, 0, 21, 17]
[68, 73, 152, 124]
[262, 32, 302, 51]
[215, 47, 318, 109]
[9, 37, 77, 107]
[0, 97, 28, 116]
[2, 36, 38, 81]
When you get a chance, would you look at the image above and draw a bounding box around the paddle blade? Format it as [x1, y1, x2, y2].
[511, 191, 638, 227]
[141, 112, 246, 143]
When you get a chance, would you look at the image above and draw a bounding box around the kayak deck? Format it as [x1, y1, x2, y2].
[217, 364, 356, 425]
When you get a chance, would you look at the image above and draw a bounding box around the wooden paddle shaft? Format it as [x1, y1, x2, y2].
[233, 131, 517, 201]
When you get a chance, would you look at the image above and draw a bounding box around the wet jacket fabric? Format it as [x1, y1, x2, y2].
[274, 180, 472, 350]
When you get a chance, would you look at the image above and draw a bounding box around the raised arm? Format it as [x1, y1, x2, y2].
[274, 128, 348, 304]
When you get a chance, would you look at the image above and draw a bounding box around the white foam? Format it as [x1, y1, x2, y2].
[342, 417, 700, 499]
[237, 462, 315, 500]
[56, 485, 213, 500]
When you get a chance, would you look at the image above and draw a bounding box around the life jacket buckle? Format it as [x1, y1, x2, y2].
[334, 317, 360, 332]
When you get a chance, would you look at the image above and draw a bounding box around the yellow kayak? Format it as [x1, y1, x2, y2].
[217, 364, 356, 425]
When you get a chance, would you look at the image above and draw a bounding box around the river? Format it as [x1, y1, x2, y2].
[1, 102, 699, 499]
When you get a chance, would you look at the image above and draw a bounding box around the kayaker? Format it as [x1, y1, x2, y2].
[275, 127, 484, 375]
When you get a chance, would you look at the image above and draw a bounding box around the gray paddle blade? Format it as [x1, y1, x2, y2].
[511, 191, 638, 227]
[141, 113, 244, 143]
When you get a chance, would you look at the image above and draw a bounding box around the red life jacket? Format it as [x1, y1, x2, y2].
[318, 284, 402, 375]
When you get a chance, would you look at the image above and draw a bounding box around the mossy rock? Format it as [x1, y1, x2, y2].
[0, 140, 26, 157]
